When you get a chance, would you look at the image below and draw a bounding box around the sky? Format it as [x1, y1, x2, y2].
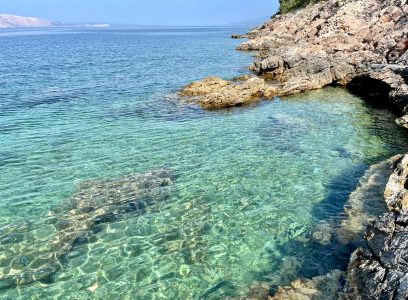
[0, 0, 279, 26]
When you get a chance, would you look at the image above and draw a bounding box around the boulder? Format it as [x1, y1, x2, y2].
[179, 76, 277, 109]
[179, 77, 230, 97]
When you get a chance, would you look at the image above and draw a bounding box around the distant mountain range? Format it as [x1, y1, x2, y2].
[0, 14, 110, 29]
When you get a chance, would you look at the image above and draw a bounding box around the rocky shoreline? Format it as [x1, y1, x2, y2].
[180, 0, 407, 112]
[180, 0, 408, 298]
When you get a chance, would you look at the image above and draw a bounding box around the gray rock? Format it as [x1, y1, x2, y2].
[341, 212, 408, 300]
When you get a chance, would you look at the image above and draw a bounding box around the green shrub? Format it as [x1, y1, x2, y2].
[279, 0, 321, 13]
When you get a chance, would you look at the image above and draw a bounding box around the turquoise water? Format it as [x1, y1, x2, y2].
[0, 27, 407, 299]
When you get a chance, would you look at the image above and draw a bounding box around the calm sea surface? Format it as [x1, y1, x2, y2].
[0, 27, 407, 299]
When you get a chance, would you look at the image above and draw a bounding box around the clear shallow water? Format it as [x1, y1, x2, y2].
[0, 27, 407, 299]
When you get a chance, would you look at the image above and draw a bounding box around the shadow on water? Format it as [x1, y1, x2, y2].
[242, 164, 371, 297]
[195, 164, 372, 299]
[311, 164, 367, 220]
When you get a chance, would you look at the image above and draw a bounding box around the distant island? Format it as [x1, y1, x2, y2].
[0, 13, 110, 29]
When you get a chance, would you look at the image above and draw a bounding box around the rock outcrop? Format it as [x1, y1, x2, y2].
[341, 155, 408, 300]
[179, 0, 408, 113]
[341, 213, 408, 300]
[179, 76, 276, 109]
[262, 155, 408, 300]
[241, 0, 408, 112]
[231, 34, 247, 39]
[396, 115, 408, 129]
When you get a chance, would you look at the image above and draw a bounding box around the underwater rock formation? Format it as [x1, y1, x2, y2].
[234, 155, 406, 299]
[270, 269, 344, 300]
[0, 169, 173, 290]
[273, 155, 408, 300]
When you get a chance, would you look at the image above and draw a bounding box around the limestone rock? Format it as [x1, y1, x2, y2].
[179, 76, 277, 109]
[250, 56, 284, 75]
[385, 154, 408, 213]
[236, 0, 408, 113]
[269, 269, 344, 300]
[180, 0, 407, 111]
[179, 77, 230, 97]
[336, 158, 395, 246]
[341, 213, 408, 300]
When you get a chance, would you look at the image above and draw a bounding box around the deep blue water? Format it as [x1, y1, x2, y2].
[0, 27, 407, 299]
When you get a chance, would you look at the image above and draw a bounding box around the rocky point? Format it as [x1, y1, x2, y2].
[179, 0, 407, 114]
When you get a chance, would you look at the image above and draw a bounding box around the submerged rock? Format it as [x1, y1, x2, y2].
[270, 269, 344, 300]
[0, 169, 173, 290]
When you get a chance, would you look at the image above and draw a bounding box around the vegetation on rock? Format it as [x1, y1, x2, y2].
[279, 0, 321, 13]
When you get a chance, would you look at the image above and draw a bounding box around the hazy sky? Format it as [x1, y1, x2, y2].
[0, 0, 279, 26]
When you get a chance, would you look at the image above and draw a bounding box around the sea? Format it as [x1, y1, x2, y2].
[0, 27, 407, 299]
